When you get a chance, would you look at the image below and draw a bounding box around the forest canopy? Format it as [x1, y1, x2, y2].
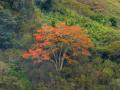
[0, 0, 120, 90]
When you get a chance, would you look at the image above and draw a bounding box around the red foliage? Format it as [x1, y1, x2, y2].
[22, 23, 93, 66]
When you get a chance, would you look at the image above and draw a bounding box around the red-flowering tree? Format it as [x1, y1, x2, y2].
[22, 23, 93, 72]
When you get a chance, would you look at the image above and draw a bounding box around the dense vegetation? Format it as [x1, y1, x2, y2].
[0, 0, 120, 90]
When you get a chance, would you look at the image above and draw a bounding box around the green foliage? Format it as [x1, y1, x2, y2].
[0, 76, 32, 90]
[0, 9, 16, 49]
[12, 33, 33, 49]
[109, 17, 117, 27]
[102, 68, 113, 77]
[97, 41, 120, 61]
[36, 0, 60, 11]
[0, 61, 32, 90]
[37, 75, 73, 90]
[61, 58, 120, 90]
[40, 0, 54, 11]
[90, 15, 109, 25]
[40, 9, 120, 46]
[0, 0, 120, 90]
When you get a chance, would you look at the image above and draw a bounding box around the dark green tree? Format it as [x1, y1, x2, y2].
[0, 10, 16, 49]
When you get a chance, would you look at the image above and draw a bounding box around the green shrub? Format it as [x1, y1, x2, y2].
[90, 15, 109, 25]
[109, 17, 117, 27]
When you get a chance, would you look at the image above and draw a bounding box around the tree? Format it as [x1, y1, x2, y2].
[22, 23, 93, 72]
[35, 0, 51, 10]
[0, 9, 16, 49]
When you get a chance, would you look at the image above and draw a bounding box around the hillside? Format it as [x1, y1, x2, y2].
[0, 0, 120, 90]
[39, 0, 120, 28]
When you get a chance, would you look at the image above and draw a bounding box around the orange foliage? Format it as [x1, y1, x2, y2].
[22, 23, 93, 65]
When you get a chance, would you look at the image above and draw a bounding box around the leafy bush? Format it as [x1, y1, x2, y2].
[90, 15, 109, 25]
[109, 17, 117, 27]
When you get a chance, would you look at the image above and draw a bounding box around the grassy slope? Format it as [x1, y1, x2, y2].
[60, 0, 120, 16]
[58, 0, 120, 27]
